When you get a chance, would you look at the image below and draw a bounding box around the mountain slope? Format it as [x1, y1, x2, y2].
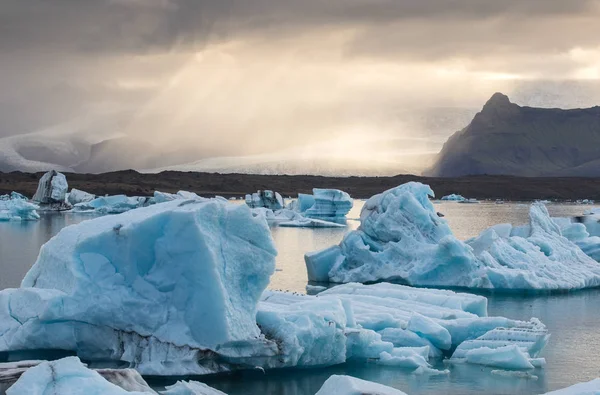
[426, 93, 600, 177]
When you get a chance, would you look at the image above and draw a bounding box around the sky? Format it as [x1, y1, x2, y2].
[1, 0, 600, 173]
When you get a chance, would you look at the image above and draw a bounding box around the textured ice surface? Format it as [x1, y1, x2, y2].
[73, 194, 153, 214]
[292, 189, 353, 221]
[67, 188, 96, 205]
[315, 375, 407, 395]
[0, 193, 40, 221]
[6, 357, 153, 395]
[260, 283, 547, 371]
[0, 198, 278, 375]
[245, 190, 284, 210]
[251, 207, 345, 228]
[306, 182, 600, 290]
[31, 170, 70, 209]
[154, 190, 202, 204]
[441, 194, 466, 201]
[553, 216, 600, 262]
[544, 378, 600, 394]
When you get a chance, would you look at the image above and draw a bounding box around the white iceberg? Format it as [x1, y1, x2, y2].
[0, 193, 40, 221]
[67, 188, 96, 205]
[315, 375, 407, 395]
[245, 190, 284, 210]
[31, 170, 71, 210]
[305, 182, 600, 290]
[552, 215, 600, 261]
[290, 189, 353, 221]
[544, 379, 600, 394]
[73, 194, 153, 214]
[441, 194, 466, 201]
[154, 190, 202, 204]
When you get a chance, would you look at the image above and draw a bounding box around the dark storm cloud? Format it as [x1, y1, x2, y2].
[1, 0, 598, 55]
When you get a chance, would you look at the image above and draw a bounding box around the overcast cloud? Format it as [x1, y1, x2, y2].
[1, 0, 600, 172]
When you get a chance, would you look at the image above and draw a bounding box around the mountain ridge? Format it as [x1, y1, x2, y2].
[426, 93, 600, 177]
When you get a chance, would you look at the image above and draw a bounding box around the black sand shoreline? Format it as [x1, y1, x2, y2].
[1, 170, 600, 201]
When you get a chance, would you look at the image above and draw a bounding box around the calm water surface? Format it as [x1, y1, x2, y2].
[1, 202, 599, 394]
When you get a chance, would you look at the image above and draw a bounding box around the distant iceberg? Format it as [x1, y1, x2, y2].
[251, 207, 345, 228]
[289, 189, 353, 222]
[72, 194, 153, 214]
[0, 197, 546, 374]
[305, 182, 600, 290]
[245, 190, 284, 210]
[32, 170, 71, 211]
[0, 193, 40, 221]
[441, 194, 466, 201]
[67, 188, 96, 205]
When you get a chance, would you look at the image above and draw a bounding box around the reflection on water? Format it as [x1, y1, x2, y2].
[0, 202, 598, 394]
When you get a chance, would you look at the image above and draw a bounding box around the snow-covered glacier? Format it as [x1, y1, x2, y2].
[0, 193, 40, 221]
[289, 189, 353, 222]
[305, 182, 600, 290]
[0, 196, 548, 375]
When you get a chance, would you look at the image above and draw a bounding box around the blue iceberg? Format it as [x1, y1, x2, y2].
[441, 194, 466, 201]
[245, 190, 284, 210]
[305, 182, 600, 290]
[291, 189, 353, 222]
[0, 193, 40, 221]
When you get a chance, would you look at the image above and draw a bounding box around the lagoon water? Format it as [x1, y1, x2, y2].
[1, 202, 600, 394]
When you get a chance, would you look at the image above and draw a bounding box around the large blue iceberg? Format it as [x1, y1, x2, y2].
[305, 182, 600, 290]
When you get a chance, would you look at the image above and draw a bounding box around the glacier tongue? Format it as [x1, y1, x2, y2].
[305, 182, 600, 290]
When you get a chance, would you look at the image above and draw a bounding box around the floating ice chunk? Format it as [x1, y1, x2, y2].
[307, 182, 600, 290]
[6, 357, 154, 395]
[306, 284, 328, 294]
[293, 189, 353, 221]
[279, 217, 346, 228]
[0, 193, 40, 221]
[68, 188, 96, 205]
[154, 191, 202, 204]
[305, 182, 478, 286]
[1, 199, 277, 375]
[31, 170, 71, 210]
[441, 194, 466, 201]
[73, 194, 153, 214]
[377, 347, 430, 368]
[544, 379, 600, 394]
[245, 190, 284, 210]
[462, 345, 535, 369]
[252, 208, 345, 228]
[162, 381, 227, 395]
[491, 370, 538, 380]
[315, 375, 407, 395]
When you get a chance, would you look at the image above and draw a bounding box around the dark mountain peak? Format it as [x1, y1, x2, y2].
[476, 92, 520, 122]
